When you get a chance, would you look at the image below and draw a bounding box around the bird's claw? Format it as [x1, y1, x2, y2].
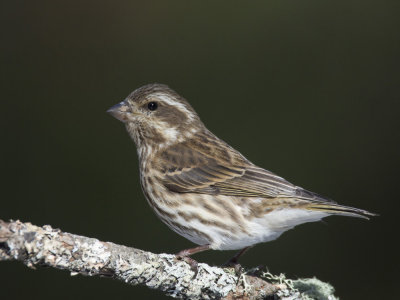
[222, 259, 244, 276]
[176, 255, 199, 277]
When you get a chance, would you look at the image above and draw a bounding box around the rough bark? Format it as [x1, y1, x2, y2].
[0, 219, 337, 300]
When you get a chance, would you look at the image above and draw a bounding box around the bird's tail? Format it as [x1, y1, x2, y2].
[307, 203, 378, 220]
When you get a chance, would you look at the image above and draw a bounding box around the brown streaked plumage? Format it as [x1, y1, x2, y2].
[107, 83, 376, 264]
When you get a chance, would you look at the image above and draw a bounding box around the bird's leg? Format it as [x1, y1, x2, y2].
[227, 246, 253, 264]
[176, 244, 211, 257]
[176, 244, 210, 274]
[223, 246, 253, 274]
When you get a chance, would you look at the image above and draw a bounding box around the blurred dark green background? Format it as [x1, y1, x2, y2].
[1, 1, 399, 299]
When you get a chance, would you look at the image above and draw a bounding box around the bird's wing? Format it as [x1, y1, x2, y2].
[214, 166, 298, 198]
[159, 142, 250, 193]
[159, 141, 333, 202]
[215, 165, 334, 201]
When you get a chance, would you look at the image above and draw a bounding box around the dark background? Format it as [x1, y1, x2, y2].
[1, 1, 399, 299]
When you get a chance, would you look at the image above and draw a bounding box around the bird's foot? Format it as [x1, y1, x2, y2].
[175, 244, 210, 277]
[176, 254, 199, 277]
[222, 258, 244, 276]
[222, 246, 252, 276]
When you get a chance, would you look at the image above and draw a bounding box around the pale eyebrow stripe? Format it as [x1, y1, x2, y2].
[154, 93, 195, 121]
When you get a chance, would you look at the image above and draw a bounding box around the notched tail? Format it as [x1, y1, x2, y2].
[307, 203, 378, 220]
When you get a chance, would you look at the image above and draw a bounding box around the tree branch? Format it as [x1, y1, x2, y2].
[0, 219, 336, 299]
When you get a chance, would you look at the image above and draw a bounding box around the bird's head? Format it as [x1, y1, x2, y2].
[108, 83, 203, 150]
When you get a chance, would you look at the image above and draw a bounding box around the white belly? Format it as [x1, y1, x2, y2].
[160, 204, 328, 251]
[212, 208, 328, 250]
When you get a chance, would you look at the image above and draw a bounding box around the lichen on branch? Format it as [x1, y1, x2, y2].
[0, 220, 336, 300]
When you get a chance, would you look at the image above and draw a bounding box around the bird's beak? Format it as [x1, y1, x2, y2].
[107, 101, 130, 123]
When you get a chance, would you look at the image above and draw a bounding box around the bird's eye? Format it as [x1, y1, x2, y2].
[147, 102, 158, 111]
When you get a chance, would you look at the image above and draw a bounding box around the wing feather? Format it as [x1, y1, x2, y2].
[159, 138, 334, 203]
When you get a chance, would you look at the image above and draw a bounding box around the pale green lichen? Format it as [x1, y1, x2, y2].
[292, 277, 338, 300]
[258, 270, 338, 300]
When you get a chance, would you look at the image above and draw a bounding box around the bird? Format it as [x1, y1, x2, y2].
[107, 83, 375, 266]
